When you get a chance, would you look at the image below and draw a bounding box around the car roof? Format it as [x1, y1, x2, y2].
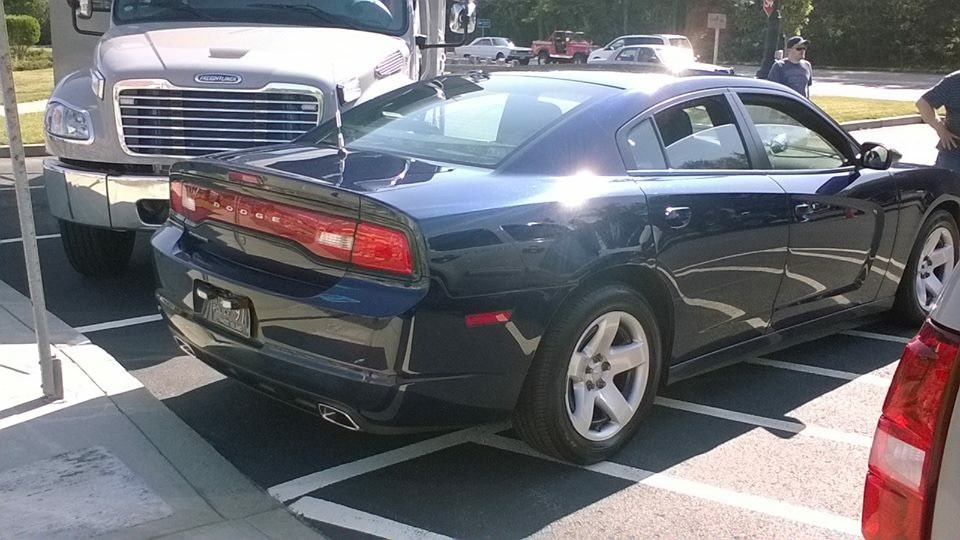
[489, 69, 766, 94]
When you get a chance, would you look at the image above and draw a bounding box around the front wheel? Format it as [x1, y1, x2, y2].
[513, 284, 662, 464]
[572, 53, 587, 64]
[59, 220, 136, 278]
[895, 210, 959, 324]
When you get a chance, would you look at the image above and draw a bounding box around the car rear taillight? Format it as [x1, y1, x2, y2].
[170, 180, 414, 276]
[863, 321, 960, 540]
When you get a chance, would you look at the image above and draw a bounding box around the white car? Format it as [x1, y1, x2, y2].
[596, 45, 731, 75]
[454, 37, 533, 64]
[588, 33, 694, 63]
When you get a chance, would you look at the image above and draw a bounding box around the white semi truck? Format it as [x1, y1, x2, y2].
[45, 0, 475, 276]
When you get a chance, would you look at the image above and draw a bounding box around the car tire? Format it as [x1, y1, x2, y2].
[519, 58, 530, 66]
[538, 50, 550, 65]
[495, 52, 505, 62]
[513, 284, 663, 464]
[895, 210, 959, 325]
[59, 220, 136, 278]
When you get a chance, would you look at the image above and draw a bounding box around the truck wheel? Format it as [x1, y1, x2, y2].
[59, 220, 136, 278]
[538, 50, 550, 65]
[572, 53, 587, 64]
[513, 284, 662, 464]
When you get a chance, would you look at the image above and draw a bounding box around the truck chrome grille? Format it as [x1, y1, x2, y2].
[117, 88, 322, 157]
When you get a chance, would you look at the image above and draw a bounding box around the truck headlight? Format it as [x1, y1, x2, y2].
[45, 102, 93, 141]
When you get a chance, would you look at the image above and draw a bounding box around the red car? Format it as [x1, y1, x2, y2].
[532, 30, 593, 64]
[863, 274, 960, 539]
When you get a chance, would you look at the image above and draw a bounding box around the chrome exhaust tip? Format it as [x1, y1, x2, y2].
[173, 336, 197, 358]
[318, 404, 361, 432]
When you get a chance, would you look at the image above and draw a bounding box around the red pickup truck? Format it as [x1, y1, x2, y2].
[532, 31, 594, 64]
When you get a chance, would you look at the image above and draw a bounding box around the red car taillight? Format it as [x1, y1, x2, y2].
[863, 322, 960, 540]
[170, 180, 414, 277]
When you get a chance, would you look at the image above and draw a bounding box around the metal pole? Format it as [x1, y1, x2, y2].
[0, 0, 62, 399]
[757, 0, 781, 79]
[713, 26, 720, 65]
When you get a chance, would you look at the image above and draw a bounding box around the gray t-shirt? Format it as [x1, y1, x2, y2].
[922, 70, 960, 156]
[768, 59, 813, 98]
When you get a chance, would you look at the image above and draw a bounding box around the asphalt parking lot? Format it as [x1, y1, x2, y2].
[0, 153, 924, 538]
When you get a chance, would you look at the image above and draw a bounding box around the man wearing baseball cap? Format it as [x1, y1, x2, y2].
[767, 36, 813, 98]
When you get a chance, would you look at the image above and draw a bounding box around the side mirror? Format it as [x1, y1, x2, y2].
[770, 133, 789, 154]
[449, 1, 477, 35]
[860, 142, 895, 170]
[67, 0, 94, 19]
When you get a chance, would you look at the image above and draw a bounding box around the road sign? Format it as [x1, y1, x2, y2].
[707, 13, 727, 30]
[477, 19, 491, 29]
[763, 0, 775, 17]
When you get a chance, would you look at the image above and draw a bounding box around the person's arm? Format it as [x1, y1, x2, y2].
[918, 96, 959, 150]
[767, 62, 783, 83]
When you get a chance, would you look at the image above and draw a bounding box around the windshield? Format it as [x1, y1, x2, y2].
[658, 46, 696, 65]
[113, 0, 408, 35]
[669, 37, 693, 49]
[303, 75, 614, 168]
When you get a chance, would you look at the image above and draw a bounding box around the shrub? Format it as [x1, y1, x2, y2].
[6, 15, 40, 59]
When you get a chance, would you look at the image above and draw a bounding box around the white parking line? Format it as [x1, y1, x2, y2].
[476, 434, 861, 537]
[747, 357, 893, 387]
[0, 234, 60, 245]
[290, 498, 453, 539]
[655, 397, 873, 448]
[268, 424, 507, 502]
[75, 314, 164, 334]
[841, 330, 912, 344]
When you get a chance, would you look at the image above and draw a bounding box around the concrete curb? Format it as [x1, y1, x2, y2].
[840, 115, 923, 132]
[0, 143, 48, 158]
[0, 280, 323, 539]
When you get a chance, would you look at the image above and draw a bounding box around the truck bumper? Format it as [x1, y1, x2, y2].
[44, 159, 171, 230]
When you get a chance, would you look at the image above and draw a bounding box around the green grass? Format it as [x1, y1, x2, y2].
[812, 96, 918, 123]
[0, 112, 46, 145]
[13, 47, 53, 71]
[12, 67, 53, 104]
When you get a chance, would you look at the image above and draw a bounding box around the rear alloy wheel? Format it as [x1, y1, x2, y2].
[59, 220, 136, 278]
[896, 210, 959, 324]
[565, 311, 650, 441]
[514, 285, 662, 464]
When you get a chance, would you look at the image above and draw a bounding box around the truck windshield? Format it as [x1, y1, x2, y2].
[304, 75, 614, 168]
[113, 0, 408, 36]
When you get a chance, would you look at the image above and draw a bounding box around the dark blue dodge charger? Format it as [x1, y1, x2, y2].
[153, 71, 960, 463]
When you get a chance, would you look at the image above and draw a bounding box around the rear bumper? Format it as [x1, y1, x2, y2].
[152, 225, 535, 432]
[44, 159, 169, 230]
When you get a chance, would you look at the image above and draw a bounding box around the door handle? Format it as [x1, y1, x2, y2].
[664, 206, 692, 229]
[794, 203, 814, 222]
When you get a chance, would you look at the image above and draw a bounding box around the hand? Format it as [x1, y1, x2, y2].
[936, 122, 960, 150]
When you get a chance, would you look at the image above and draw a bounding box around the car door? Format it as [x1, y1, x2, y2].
[619, 92, 790, 363]
[732, 91, 899, 329]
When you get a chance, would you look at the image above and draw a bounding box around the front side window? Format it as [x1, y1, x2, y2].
[113, 0, 408, 35]
[617, 48, 638, 62]
[653, 96, 750, 170]
[625, 37, 661, 46]
[492, 38, 512, 47]
[739, 93, 849, 170]
[304, 75, 614, 168]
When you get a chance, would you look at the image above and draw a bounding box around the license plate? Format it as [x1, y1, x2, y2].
[195, 283, 253, 338]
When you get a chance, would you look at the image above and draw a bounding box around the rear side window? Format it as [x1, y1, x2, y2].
[625, 120, 667, 170]
[653, 96, 750, 170]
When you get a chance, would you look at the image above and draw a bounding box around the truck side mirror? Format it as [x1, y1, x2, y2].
[67, 0, 93, 19]
[449, 1, 477, 35]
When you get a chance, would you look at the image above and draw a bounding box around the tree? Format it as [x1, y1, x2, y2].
[6, 15, 40, 59]
[5, 0, 48, 45]
[779, 0, 813, 37]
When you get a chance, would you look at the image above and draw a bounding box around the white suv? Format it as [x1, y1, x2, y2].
[588, 33, 694, 63]
[863, 271, 960, 539]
